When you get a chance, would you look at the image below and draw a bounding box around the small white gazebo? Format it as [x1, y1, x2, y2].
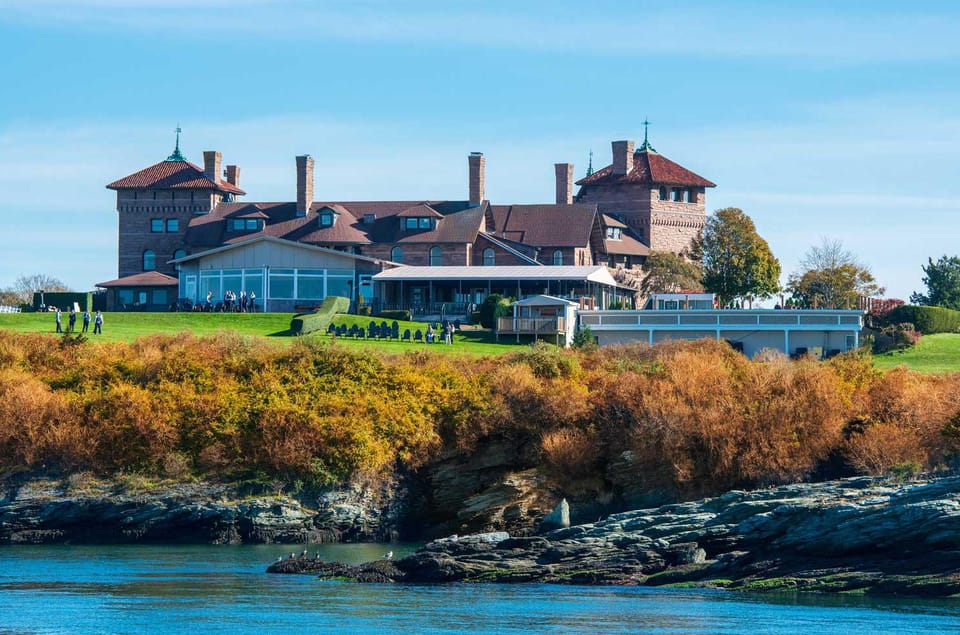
[497, 295, 579, 347]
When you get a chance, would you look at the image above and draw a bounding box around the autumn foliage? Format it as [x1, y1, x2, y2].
[0, 330, 958, 498]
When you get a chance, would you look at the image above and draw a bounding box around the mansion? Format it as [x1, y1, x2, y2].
[99, 132, 715, 313]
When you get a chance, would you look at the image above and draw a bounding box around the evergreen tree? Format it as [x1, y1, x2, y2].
[911, 255, 960, 310]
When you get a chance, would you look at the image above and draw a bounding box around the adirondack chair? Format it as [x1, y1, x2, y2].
[327, 323, 337, 334]
[401, 328, 411, 342]
[380, 321, 390, 339]
[414, 329, 423, 342]
[391, 321, 400, 339]
[368, 324, 379, 339]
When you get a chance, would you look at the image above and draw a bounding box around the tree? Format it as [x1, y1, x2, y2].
[11, 274, 69, 304]
[693, 207, 781, 307]
[786, 239, 884, 309]
[911, 255, 960, 310]
[639, 251, 704, 297]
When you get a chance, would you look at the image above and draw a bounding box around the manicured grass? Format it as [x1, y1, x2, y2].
[0, 311, 534, 355]
[0, 311, 297, 343]
[873, 333, 960, 374]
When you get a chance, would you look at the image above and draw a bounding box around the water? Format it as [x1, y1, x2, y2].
[0, 545, 958, 634]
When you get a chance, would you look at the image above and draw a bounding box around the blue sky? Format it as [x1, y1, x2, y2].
[1, 0, 958, 299]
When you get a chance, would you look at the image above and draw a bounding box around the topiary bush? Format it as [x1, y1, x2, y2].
[883, 305, 960, 334]
[480, 294, 511, 329]
[290, 296, 351, 335]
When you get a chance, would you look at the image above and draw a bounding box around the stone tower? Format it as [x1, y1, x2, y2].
[106, 133, 244, 278]
[574, 131, 715, 256]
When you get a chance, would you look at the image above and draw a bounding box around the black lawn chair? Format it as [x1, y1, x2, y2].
[349, 324, 359, 338]
[401, 328, 411, 342]
[392, 321, 400, 339]
[380, 321, 390, 339]
[368, 324, 379, 339]
[327, 323, 337, 334]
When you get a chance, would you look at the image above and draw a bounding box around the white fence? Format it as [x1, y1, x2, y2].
[0, 306, 21, 313]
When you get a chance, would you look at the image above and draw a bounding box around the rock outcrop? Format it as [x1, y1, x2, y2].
[271, 476, 960, 596]
[0, 475, 404, 544]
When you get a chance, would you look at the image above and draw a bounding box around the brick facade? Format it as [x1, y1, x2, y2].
[116, 188, 220, 278]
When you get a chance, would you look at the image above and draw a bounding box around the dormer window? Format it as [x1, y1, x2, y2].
[229, 218, 261, 231]
[402, 217, 434, 230]
[606, 227, 622, 240]
[317, 206, 339, 228]
[363, 213, 376, 225]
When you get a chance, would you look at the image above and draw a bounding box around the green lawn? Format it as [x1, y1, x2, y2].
[0, 311, 532, 355]
[873, 333, 960, 374]
[0, 311, 299, 343]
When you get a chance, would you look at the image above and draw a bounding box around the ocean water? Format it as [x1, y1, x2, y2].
[0, 544, 958, 634]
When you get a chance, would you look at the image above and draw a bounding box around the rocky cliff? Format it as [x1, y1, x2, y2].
[269, 475, 960, 596]
[0, 475, 405, 544]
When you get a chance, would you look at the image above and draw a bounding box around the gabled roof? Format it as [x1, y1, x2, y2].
[600, 214, 628, 229]
[106, 160, 246, 195]
[487, 204, 598, 248]
[171, 234, 397, 266]
[514, 294, 578, 306]
[95, 271, 179, 288]
[576, 149, 715, 188]
[396, 203, 443, 218]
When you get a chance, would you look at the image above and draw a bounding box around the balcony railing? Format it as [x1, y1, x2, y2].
[497, 316, 566, 334]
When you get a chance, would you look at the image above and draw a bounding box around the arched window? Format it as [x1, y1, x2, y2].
[142, 250, 155, 271]
[391, 246, 403, 263]
[173, 249, 186, 271]
[483, 248, 495, 266]
[552, 250, 563, 266]
[429, 246, 442, 266]
[659, 186, 668, 201]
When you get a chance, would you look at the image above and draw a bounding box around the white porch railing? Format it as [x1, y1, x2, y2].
[497, 316, 566, 334]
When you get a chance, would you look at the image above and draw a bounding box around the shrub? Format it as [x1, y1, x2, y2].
[572, 324, 595, 350]
[479, 294, 511, 329]
[289, 296, 351, 335]
[882, 305, 960, 334]
[377, 309, 411, 321]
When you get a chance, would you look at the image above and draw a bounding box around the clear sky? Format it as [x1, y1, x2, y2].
[1, 0, 958, 299]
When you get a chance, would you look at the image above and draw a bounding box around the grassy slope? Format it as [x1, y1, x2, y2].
[0, 312, 531, 355]
[873, 333, 960, 374]
[0, 312, 299, 343]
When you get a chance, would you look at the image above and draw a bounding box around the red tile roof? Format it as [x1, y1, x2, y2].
[95, 271, 179, 288]
[576, 149, 715, 188]
[487, 204, 598, 248]
[106, 160, 246, 195]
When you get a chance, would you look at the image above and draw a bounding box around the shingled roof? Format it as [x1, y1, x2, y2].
[106, 159, 246, 195]
[487, 204, 598, 248]
[576, 149, 715, 188]
[183, 200, 485, 250]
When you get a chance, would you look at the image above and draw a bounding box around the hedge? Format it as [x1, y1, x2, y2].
[883, 305, 960, 334]
[290, 296, 351, 335]
[377, 309, 411, 321]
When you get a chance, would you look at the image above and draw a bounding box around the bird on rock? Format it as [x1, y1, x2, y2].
[383, 551, 394, 560]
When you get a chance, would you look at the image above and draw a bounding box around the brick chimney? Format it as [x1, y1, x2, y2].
[296, 155, 314, 217]
[203, 150, 222, 184]
[612, 140, 634, 176]
[555, 163, 574, 205]
[468, 152, 485, 206]
[225, 165, 240, 188]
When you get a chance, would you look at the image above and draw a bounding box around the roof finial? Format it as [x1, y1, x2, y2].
[166, 124, 186, 162]
[586, 149, 594, 176]
[639, 118, 656, 152]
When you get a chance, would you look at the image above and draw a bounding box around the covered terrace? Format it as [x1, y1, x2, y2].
[372, 265, 629, 320]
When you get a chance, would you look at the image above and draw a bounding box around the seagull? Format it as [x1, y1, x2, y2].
[315, 551, 321, 560]
[288, 552, 296, 560]
[383, 551, 394, 560]
[275, 556, 283, 563]
[301, 549, 308, 558]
